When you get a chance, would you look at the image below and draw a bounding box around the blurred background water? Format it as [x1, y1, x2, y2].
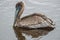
[0, 0, 60, 40]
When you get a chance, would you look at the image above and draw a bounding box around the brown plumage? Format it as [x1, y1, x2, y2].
[13, 1, 55, 40]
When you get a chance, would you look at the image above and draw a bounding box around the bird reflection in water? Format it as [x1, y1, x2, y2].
[13, 1, 55, 40]
[13, 26, 54, 40]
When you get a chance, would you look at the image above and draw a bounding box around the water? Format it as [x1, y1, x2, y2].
[0, 0, 60, 40]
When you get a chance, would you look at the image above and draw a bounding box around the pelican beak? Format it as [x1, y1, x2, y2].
[15, 6, 22, 18]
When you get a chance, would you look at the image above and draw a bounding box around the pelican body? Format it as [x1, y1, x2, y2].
[13, 2, 55, 40]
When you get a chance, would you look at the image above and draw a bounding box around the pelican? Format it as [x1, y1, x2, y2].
[13, 1, 55, 40]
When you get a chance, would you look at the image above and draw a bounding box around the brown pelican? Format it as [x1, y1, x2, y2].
[13, 1, 55, 40]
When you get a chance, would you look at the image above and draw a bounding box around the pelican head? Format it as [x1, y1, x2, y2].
[15, 1, 24, 18]
[13, 2, 24, 26]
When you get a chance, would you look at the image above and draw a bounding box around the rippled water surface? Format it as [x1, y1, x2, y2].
[0, 0, 60, 40]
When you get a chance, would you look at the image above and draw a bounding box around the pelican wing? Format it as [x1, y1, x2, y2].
[15, 14, 54, 28]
